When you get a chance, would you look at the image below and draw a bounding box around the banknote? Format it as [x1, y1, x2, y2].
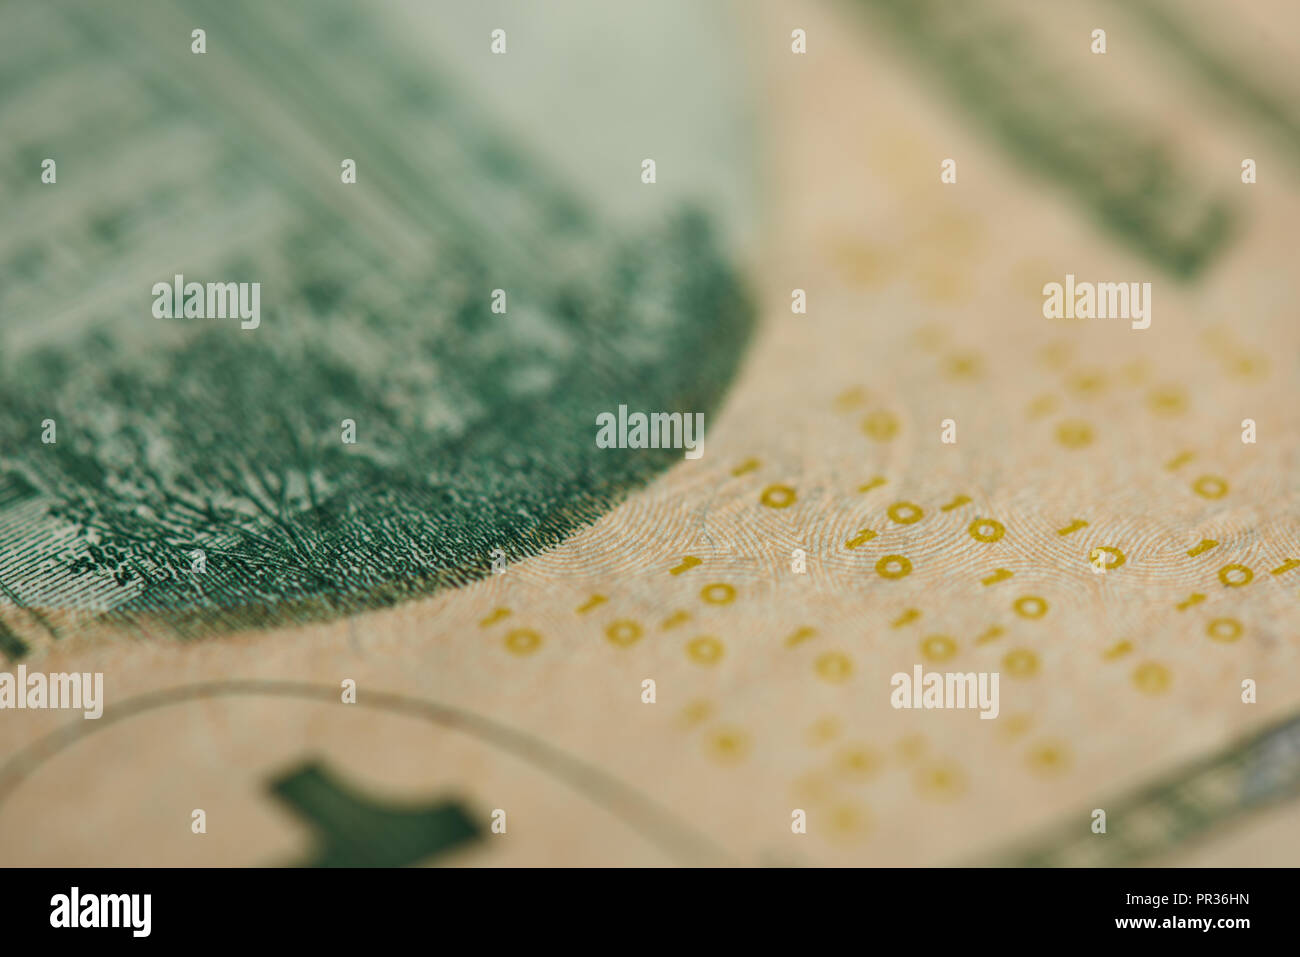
[1, 0, 1298, 868]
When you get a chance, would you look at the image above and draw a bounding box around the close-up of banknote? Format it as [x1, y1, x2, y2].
[0, 0, 1296, 933]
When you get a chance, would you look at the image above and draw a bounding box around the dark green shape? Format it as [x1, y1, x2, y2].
[852, 0, 1235, 278]
[0, 620, 28, 663]
[269, 761, 483, 867]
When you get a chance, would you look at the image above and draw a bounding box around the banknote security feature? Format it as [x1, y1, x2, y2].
[151, 274, 261, 330]
[1042, 274, 1152, 330]
[595, 406, 705, 459]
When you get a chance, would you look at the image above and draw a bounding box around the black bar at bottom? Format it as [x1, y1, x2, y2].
[0, 866, 1278, 944]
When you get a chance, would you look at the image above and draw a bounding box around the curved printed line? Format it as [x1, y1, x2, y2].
[0, 680, 734, 867]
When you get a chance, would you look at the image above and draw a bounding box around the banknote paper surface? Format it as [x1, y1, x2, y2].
[0, 0, 1298, 867]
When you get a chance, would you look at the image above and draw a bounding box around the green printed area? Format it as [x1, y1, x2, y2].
[0, 0, 755, 635]
[0, 210, 751, 632]
[986, 713, 1300, 866]
[0, 621, 28, 662]
[855, 0, 1234, 278]
[269, 762, 483, 867]
[1105, 0, 1300, 161]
